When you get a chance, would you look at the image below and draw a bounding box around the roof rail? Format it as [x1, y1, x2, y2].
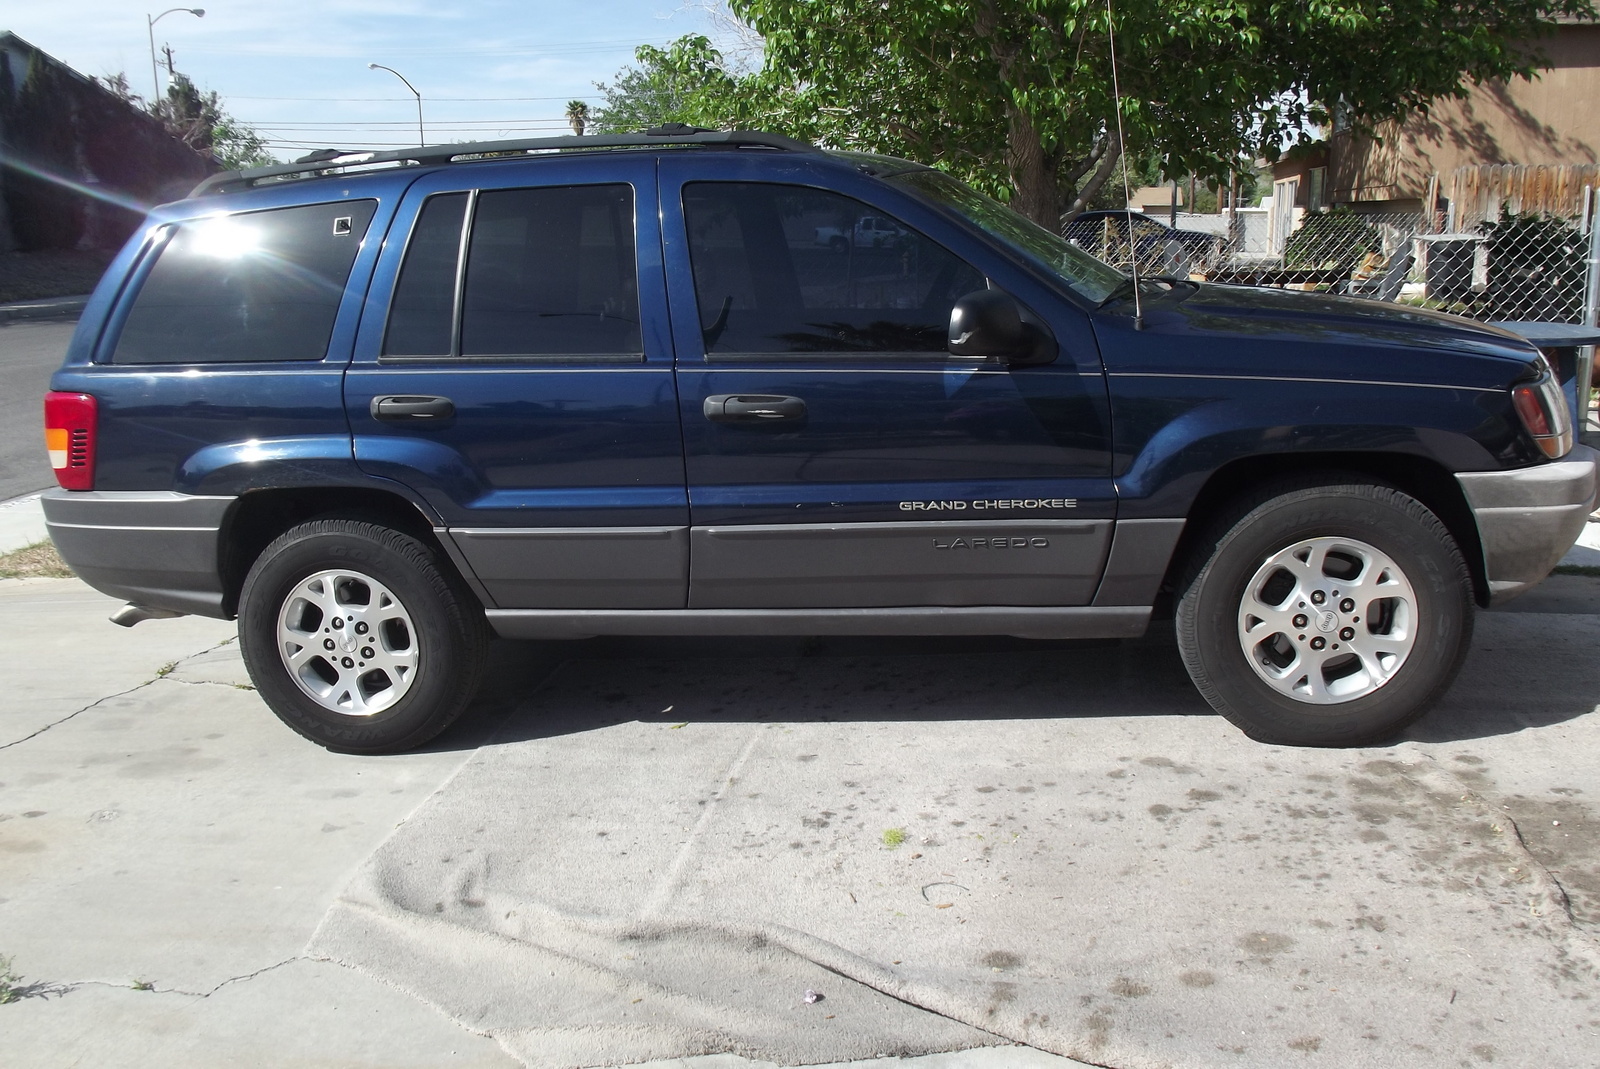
[189, 126, 818, 198]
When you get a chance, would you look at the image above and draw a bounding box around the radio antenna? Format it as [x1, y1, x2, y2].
[1105, 0, 1143, 327]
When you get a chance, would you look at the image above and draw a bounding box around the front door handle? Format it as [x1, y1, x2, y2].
[703, 394, 807, 423]
[371, 395, 455, 422]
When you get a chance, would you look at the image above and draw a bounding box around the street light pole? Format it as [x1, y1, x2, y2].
[368, 63, 425, 148]
[147, 8, 205, 102]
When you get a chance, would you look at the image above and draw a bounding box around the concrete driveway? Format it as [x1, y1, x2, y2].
[2, 572, 1598, 1068]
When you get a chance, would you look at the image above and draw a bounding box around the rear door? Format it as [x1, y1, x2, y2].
[346, 156, 687, 609]
[659, 156, 1116, 609]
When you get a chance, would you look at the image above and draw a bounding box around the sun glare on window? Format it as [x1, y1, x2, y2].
[188, 217, 261, 259]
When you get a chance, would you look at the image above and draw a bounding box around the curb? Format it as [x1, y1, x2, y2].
[0, 296, 89, 324]
[0, 491, 48, 556]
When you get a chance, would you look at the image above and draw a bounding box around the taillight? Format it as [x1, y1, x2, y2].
[44, 392, 97, 490]
[1509, 365, 1573, 460]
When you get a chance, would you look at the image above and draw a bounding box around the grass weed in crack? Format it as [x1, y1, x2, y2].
[0, 954, 24, 1004]
[0, 542, 72, 580]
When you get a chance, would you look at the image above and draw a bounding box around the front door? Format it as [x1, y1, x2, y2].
[659, 157, 1116, 609]
[346, 157, 687, 609]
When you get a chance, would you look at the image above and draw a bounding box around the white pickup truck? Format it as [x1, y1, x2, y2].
[814, 215, 908, 249]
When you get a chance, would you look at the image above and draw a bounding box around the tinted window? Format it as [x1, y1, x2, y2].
[384, 193, 467, 357]
[887, 168, 1125, 303]
[682, 183, 985, 355]
[113, 200, 376, 364]
[460, 184, 639, 357]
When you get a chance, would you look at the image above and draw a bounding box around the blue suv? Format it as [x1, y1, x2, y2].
[41, 128, 1597, 752]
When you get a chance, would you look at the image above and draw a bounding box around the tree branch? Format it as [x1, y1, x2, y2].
[1061, 132, 1124, 223]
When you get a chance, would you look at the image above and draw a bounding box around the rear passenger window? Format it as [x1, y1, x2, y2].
[383, 184, 640, 360]
[682, 183, 985, 356]
[384, 193, 468, 357]
[113, 200, 376, 364]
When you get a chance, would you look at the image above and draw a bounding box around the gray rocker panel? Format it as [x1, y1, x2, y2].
[687, 519, 1113, 608]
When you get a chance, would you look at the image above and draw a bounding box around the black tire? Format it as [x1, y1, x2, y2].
[1175, 480, 1474, 747]
[238, 519, 489, 754]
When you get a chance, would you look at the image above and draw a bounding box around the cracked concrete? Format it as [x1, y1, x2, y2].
[4, 570, 1600, 1068]
[0, 577, 521, 1067]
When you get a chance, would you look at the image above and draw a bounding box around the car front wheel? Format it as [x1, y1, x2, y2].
[1176, 481, 1474, 746]
[238, 519, 489, 753]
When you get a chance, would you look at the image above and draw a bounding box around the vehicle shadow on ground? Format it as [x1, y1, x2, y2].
[417, 608, 1600, 753]
[431, 626, 1214, 751]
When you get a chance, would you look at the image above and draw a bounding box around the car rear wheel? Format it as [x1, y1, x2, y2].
[1176, 480, 1473, 746]
[238, 519, 489, 753]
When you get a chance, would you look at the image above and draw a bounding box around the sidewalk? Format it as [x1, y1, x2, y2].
[0, 491, 47, 554]
[0, 294, 89, 325]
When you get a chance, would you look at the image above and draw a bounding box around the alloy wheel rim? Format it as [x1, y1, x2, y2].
[276, 569, 418, 716]
[1236, 536, 1418, 705]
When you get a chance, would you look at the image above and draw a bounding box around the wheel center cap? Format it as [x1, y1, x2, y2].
[1315, 609, 1339, 634]
[340, 635, 358, 653]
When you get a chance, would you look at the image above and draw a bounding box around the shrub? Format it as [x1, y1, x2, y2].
[1283, 208, 1382, 270]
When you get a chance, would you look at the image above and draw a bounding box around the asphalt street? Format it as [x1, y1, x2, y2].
[0, 318, 74, 502]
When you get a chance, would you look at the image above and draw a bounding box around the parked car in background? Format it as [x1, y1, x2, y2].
[42, 127, 1596, 755]
[1063, 209, 1224, 275]
[814, 214, 908, 249]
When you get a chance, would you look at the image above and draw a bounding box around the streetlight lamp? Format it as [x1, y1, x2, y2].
[147, 8, 205, 102]
[368, 63, 425, 148]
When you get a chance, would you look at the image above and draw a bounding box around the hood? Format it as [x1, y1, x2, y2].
[1092, 281, 1545, 390]
[1177, 282, 1538, 358]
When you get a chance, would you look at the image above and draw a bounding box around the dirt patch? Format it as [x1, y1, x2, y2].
[0, 249, 111, 304]
[1502, 792, 1600, 928]
[0, 542, 72, 580]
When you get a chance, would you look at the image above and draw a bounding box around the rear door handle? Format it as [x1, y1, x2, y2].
[703, 394, 807, 422]
[371, 395, 455, 422]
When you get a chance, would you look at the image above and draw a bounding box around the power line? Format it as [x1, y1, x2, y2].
[229, 94, 604, 102]
[247, 118, 580, 127]
[195, 38, 672, 58]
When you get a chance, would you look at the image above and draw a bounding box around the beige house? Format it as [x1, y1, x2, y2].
[1324, 17, 1600, 222]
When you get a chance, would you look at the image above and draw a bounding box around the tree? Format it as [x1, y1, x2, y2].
[729, 0, 1592, 228]
[591, 34, 746, 133]
[565, 100, 590, 136]
[96, 71, 273, 170]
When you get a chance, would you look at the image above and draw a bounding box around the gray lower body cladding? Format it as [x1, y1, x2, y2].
[1456, 444, 1599, 606]
[42, 489, 233, 618]
[485, 605, 1152, 641]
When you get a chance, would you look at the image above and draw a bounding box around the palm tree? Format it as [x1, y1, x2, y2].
[565, 100, 590, 137]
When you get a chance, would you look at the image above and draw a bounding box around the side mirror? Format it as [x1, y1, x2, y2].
[948, 289, 1056, 366]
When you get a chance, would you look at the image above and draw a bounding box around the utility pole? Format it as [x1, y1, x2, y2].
[161, 45, 177, 77]
[147, 8, 204, 100]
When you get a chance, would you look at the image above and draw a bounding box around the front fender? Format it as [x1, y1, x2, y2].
[1110, 378, 1511, 518]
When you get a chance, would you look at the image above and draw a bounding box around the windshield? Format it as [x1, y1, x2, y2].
[888, 168, 1127, 304]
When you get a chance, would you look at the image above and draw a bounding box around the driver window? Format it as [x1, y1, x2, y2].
[682, 182, 985, 356]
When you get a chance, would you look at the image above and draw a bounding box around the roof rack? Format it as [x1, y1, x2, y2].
[189, 125, 818, 197]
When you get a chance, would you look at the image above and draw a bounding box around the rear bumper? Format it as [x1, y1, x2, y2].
[1456, 445, 1599, 606]
[42, 489, 235, 619]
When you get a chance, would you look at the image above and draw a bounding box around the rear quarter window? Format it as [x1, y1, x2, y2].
[111, 200, 378, 364]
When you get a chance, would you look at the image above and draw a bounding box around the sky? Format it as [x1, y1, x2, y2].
[4, 0, 752, 160]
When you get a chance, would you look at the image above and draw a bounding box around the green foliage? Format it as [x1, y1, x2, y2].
[154, 73, 274, 170]
[1478, 209, 1586, 322]
[0, 954, 23, 1003]
[728, 0, 1590, 227]
[592, 35, 748, 134]
[1283, 208, 1382, 269]
[881, 827, 907, 849]
[100, 70, 273, 170]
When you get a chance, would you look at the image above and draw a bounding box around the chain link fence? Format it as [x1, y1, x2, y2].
[1067, 203, 1596, 326]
